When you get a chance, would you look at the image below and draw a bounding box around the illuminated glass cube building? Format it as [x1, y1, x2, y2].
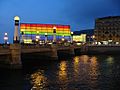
[20, 23, 71, 43]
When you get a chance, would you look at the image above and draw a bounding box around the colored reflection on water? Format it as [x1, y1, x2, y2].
[58, 61, 67, 82]
[30, 70, 47, 90]
[106, 56, 114, 65]
[0, 55, 120, 90]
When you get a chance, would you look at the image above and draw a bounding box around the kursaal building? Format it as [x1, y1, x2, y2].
[94, 16, 120, 45]
[20, 23, 71, 44]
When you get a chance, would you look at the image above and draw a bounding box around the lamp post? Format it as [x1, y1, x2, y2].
[21, 31, 24, 44]
[62, 35, 65, 41]
[53, 26, 56, 44]
[45, 33, 48, 44]
[14, 16, 20, 43]
[36, 31, 40, 44]
[36, 35, 40, 44]
[88, 35, 91, 45]
[71, 32, 73, 44]
[92, 35, 95, 45]
[4, 33, 8, 44]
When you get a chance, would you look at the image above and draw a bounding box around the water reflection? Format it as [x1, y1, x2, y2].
[79, 55, 89, 64]
[89, 56, 99, 86]
[106, 56, 114, 65]
[58, 61, 67, 82]
[73, 56, 79, 73]
[21, 55, 119, 90]
[73, 55, 99, 89]
[73, 56, 80, 80]
[30, 70, 47, 90]
[57, 61, 68, 89]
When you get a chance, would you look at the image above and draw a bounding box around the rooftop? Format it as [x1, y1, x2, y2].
[96, 16, 120, 20]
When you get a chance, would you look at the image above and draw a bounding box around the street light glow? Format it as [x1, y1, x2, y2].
[53, 26, 56, 30]
[71, 32, 73, 35]
[5, 33, 8, 35]
[37, 31, 39, 34]
[45, 33, 47, 35]
[36, 35, 40, 39]
[14, 16, 20, 21]
[4, 37, 8, 40]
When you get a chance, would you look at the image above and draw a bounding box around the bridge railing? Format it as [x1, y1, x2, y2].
[21, 44, 51, 49]
[20, 43, 83, 49]
[0, 44, 10, 49]
[86, 44, 120, 47]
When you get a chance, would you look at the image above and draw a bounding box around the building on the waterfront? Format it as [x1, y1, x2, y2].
[20, 23, 71, 44]
[94, 16, 120, 44]
[73, 34, 86, 43]
[73, 29, 94, 43]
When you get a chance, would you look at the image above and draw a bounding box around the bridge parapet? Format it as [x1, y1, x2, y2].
[21, 44, 51, 49]
[0, 44, 10, 49]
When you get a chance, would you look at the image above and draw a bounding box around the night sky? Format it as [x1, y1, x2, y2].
[0, 0, 120, 43]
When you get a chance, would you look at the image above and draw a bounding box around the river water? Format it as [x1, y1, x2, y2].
[0, 55, 120, 90]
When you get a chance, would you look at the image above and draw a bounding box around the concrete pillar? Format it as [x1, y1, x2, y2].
[10, 44, 22, 69]
[50, 44, 58, 60]
[69, 45, 75, 55]
[13, 16, 20, 43]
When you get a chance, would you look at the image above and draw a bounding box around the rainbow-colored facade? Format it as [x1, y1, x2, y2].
[20, 23, 71, 43]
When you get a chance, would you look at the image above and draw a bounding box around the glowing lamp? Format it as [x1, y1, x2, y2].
[14, 16, 20, 21]
[36, 39, 39, 41]
[45, 33, 48, 36]
[53, 26, 57, 30]
[36, 35, 40, 39]
[4, 37, 8, 40]
[37, 31, 39, 34]
[61, 38, 65, 41]
[92, 35, 95, 39]
[5, 33, 8, 36]
[71, 32, 73, 35]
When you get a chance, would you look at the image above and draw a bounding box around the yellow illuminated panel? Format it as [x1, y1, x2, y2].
[24, 39, 32, 43]
[73, 34, 86, 42]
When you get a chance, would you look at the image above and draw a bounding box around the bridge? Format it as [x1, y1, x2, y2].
[1, 43, 120, 69]
[0, 43, 81, 69]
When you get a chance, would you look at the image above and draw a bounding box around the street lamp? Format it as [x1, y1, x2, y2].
[36, 35, 40, 44]
[62, 35, 65, 42]
[36, 31, 40, 44]
[45, 33, 48, 44]
[87, 35, 91, 45]
[71, 32, 73, 44]
[21, 31, 24, 44]
[53, 26, 56, 44]
[92, 35, 95, 44]
[4, 33, 8, 44]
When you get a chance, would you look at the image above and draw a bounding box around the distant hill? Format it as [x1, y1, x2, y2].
[73, 29, 94, 35]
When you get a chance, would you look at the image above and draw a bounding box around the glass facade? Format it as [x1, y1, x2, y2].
[73, 34, 86, 42]
[20, 23, 71, 43]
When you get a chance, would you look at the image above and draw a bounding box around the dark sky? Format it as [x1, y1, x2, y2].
[0, 0, 120, 43]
